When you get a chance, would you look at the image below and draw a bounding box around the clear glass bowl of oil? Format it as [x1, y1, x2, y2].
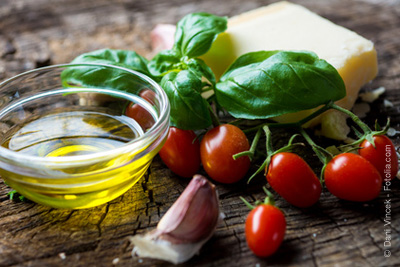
[0, 64, 170, 209]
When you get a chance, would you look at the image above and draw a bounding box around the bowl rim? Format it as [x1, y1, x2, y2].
[0, 63, 170, 164]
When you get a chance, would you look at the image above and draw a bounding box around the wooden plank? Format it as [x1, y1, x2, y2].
[0, 0, 399, 266]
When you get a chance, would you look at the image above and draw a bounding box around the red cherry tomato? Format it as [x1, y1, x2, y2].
[159, 127, 200, 178]
[266, 152, 321, 208]
[125, 103, 155, 131]
[200, 124, 250, 184]
[359, 135, 398, 181]
[245, 204, 286, 257]
[324, 153, 382, 202]
[125, 89, 157, 131]
[139, 89, 156, 105]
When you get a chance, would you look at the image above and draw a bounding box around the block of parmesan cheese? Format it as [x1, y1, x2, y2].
[201, 1, 378, 140]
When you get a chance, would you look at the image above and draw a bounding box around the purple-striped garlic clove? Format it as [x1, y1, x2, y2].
[130, 175, 221, 264]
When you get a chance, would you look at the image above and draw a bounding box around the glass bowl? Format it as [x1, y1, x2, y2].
[0, 63, 170, 209]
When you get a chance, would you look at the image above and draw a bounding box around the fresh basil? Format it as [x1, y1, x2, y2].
[161, 70, 212, 130]
[70, 49, 151, 76]
[174, 12, 227, 58]
[61, 49, 152, 94]
[146, 12, 225, 130]
[184, 57, 216, 86]
[147, 49, 182, 79]
[215, 51, 346, 119]
[61, 64, 148, 95]
[62, 13, 347, 133]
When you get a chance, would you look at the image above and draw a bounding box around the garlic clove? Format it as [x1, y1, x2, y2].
[157, 174, 220, 243]
[131, 174, 221, 264]
[131, 233, 213, 264]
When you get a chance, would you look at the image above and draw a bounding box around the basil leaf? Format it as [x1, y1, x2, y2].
[61, 65, 148, 94]
[184, 57, 216, 87]
[174, 13, 227, 58]
[61, 49, 153, 94]
[147, 49, 182, 79]
[70, 48, 151, 76]
[221, 50, 280, 78]
[215, 51, 346, 119]
[161, 70, 212, 130]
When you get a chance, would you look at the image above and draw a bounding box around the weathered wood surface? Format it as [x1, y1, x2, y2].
[0, 0, 399, 266]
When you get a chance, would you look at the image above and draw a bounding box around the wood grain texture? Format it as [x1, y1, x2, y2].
[0, 0, 399, 266]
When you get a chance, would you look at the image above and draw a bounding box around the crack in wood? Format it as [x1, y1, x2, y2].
[96, 203, 110, 238]
[11, 209, 54, 234]
[232, 229, 242, 252]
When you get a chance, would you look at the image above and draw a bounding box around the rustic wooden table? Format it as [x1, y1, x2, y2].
[0, 0, 399, 266]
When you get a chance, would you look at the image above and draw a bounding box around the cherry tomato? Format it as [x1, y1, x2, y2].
[125, 103, 155, 131]
[200, 124, 250, 183]
[324, 153, 382, 202]
[159, 127, 200, 178]
[245, 204, 286, 257]
[125, 89, 157, 131]
[359, 135, 398, 181]
[266, 152, 321, 208]
[139, 89, 156, 105]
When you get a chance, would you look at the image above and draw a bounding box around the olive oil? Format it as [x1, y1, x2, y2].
[1, 111, 143, 157]
[0, 88, 165, 209]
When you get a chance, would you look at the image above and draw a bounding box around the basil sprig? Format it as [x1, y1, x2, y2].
[215, 51, 346, 119]
[62, 12, 347, 131]
[147, 49, 181, 80]
[62, 13, 227, 130]
[147, 12, 227, 129]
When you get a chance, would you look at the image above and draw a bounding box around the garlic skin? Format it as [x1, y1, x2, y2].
[131, 175, 221, 264]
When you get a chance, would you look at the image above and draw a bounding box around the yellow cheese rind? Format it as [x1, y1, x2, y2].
[202, 1, 378, 140]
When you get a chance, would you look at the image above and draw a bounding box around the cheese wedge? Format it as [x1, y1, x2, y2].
[202, 1, 378, 140]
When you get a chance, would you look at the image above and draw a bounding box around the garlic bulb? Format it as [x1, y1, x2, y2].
[131, 175, 221, 264]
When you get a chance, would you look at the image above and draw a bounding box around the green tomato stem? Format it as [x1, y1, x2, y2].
[243, 101, 334, 134]
[296, 101, 334, 126]
[298, 127, 333, 182]
[331, 103, 392, 149]
[263, 125, 275, 156]
[298, 127, 333, 164]
[247, 157, 270, 184]
[233, 127, 262, 160]
[232, 151, 253, 159]
[262, 187, 275, 206]
[240, 196, 255, 210]
[330, 103, 372, 134]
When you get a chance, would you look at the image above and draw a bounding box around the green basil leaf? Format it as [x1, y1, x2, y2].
[61, 65, 148, 94]
[174, 13, 227, 58]
[161, 70, 212, 130]
[147, 49, 182, 79]
[221, 50, 281, 78]
[70, 48, 151, 76]
[215, 51, 346, 119]
[184, 57, 216, 86]
[61, 49, 153, 94]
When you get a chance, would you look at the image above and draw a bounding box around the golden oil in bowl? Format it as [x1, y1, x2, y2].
[0, 64, 170, 209]
[2, 111, 142, 157]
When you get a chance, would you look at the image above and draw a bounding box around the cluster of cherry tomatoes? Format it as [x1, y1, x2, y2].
[245, 133, 398, 257]
[158, 125, 398, 203]
[156, 122, 398, 258]
[125, 92, 398, 259]
[267, 133, 398, 207]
